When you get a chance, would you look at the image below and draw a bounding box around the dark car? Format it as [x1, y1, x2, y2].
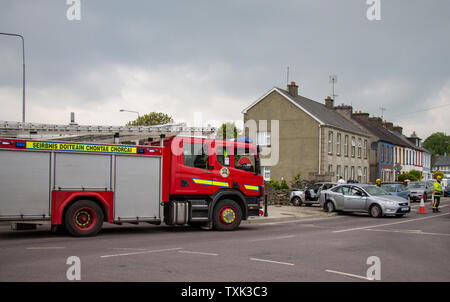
[444, 186, 450, 197]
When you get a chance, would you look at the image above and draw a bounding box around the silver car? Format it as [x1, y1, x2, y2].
[407, 181, 433, 202]
[319, 184, 411, 217]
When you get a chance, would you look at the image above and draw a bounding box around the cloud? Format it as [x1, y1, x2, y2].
[1, 0, 450, 140]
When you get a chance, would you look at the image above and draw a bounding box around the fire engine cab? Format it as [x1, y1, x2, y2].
[0, 136, 264, 236]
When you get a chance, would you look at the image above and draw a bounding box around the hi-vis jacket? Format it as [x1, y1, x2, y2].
[434, 181, 443, 196]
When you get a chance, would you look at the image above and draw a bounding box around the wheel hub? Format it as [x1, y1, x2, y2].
[219, 207, 236, 224]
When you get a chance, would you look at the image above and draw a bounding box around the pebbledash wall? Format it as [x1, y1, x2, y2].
[243, 83, 370, 182]
[243, 90, 320, 182]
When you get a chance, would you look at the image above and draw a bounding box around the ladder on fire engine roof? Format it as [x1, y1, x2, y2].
[0, 121, 217, 141]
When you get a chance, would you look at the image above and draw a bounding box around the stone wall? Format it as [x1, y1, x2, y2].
[265, 180, 314, 205]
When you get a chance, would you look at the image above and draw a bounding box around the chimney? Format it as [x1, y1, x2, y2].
[384, 122, 394, 131]
[368, 117, 383, 124]
[393, 126, 403, 134]
[333, 104, 353, 119]
[353, 111, 370, 120]
[325, 96, 334, 109]
[287, 81, 298, 97]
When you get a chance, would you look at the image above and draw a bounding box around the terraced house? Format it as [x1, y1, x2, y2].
[242, 82, 370, 182]
[333, 109, 431, 182]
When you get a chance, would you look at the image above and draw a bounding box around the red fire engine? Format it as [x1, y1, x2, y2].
[0, 136, 264, 236]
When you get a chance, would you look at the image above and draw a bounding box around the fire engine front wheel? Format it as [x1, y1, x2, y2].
[213, 200, 242, 231]
[64, 200, 104, 237]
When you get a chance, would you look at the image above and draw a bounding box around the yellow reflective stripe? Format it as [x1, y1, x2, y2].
[25, 141, 137, 154]
[192, 178, 213, 185]
[244, 185, 259, 191]
[192, 178, 229, 187]
[213, 181, 229, 187]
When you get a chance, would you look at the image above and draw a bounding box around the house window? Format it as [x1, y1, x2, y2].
[357, 138, 362, 158]
[261, 166, 271, 181]
[336, 165, 341, 181]
[364, 140, 368, 159]
[357, 167, 362, 183]
[364, 167, 367, 183]
[328, 131, 333, 154]
[328, 164, 333, 173]
[257, 132, 271, 147]
[344, 135, 349, 157]
[351, 137, 355, 157]
[337, 133, 341, 155]
[344, 166, 348, 180]
[351, 166, 355, 180]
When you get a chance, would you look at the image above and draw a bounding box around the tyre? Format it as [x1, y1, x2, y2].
[213, 199, 242, 231]
[291, 196, 302, 206]
[325, 201, 335, 213]
[64, 200, 104, 237]
[423, 194, 427, 202]
[369, 204, 382, 218]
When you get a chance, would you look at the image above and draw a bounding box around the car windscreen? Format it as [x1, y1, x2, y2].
[407, 183, 425, 189]
[363, 185, 390, 196]
[381, 185, 397, 192]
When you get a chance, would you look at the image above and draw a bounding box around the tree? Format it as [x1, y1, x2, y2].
[126, 112, 174, 126]
[423, 132, 450, 156]
[215, 122, 242, 140]
[398, 169, 422, 182]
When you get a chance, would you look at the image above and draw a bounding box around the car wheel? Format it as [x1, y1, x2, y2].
[291, 196, 302, 207]
[325, 201, 335, 213]
[423, 193, 427, 201]
[369, 204, 382, 218]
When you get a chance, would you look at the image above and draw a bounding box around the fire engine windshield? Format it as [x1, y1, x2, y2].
[234, 147, 256, 173]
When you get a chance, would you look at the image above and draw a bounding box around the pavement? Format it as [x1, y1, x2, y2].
[0, 198, 449, 282]
[244, 203, 337, 224]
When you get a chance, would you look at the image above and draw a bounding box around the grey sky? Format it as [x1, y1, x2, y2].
[1, 0, 449, 139]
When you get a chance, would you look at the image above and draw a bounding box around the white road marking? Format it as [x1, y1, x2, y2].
[260, 216, 343, 226]
[250, 258, 295, 266]
[100, 247, 182, 258]
[333, 213, 449, 233]
[178, 250, 219, 256]
[109, 248, 147, 251]
[364, 228, 450, 237]
[26, 247, 66, 250]
[325, 269, 370, 280]
[250, 235, 296, 242]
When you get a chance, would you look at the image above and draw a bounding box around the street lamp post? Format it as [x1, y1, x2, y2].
[0, 32, 25, 123]
[119, 109, 140, 118]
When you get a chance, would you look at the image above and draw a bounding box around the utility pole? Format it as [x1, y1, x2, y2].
[0, 32, 25, 123]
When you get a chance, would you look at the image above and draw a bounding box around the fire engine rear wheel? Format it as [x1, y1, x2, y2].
[213, 200, 242, 231]
[64, 200, 104, 237]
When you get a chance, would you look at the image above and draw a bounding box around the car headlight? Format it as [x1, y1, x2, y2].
[381, 201, 395, 206]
